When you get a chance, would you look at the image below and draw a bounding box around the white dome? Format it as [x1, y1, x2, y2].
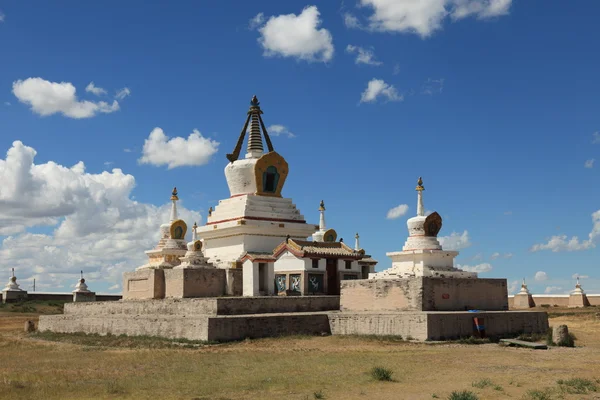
[225, 158, 259, 196]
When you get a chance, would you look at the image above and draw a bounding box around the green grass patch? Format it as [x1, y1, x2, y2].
[370, 366, 394, 382]
[30, 331, 217, 349]
[313, 389, 326, 399]
[0, 300, 66, 314]
[457, 336, 491, 345]
[556, 378, 598, 394]
[448, 390, 478, 400]
[471, 379, 493, 389]
[523, 388, 556, 400]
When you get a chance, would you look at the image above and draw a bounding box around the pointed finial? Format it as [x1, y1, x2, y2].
[319, 200, 325, 211]
[250, 95, 260, 106]
[192, 222, 198, 241]
[11, 268, 14, 277]
[286, 234, 290, 243]
[355, 232, 359, 239]
[208, 206, 213, 217]
[340, 238, 344, 243]
[576, 276, 581, 287]
[171, 187, 179, 201]
[416, 177, 424, 191]
[80, 270, 84, 279]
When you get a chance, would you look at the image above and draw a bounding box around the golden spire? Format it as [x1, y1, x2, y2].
[319, 200, 325, 211]
[416, 177, 424, 191]
[170, 187, 179, 201]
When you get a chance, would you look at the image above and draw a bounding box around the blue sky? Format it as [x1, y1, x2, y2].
[0, 0, 599, 294]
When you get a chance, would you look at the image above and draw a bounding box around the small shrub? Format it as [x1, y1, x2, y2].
[370, 366, 394, 382]
[447, 390, 478, 400]
[523, 388, 554, 400]
[105, 380, 127, 395]
[313, 390, 325, 399]
[493, 385, 503, 391]
[556, 378, 598, 394]
[406, 335, 414, 341]
[458, 336, 490, 345]
[540, 304, 551, 308]
[432, 394, 439, 398]
[472, 379, 493, 389]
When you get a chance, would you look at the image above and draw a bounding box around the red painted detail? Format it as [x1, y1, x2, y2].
[206, 216, 306, 225]
[442, 293, 450, 299]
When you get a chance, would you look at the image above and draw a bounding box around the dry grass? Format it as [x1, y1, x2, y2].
[1, 307, 599, 399]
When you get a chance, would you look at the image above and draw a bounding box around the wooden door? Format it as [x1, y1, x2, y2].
[326, 259, 339, 295]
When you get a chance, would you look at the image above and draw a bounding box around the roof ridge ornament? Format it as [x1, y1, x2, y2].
[226, 95, 275, 163]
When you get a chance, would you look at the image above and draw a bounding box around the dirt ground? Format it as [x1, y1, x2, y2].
[0, 306, 599, 400]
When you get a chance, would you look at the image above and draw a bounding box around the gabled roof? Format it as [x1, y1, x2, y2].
[273, 239, 366, 259]
[239, 251, 278, 263]
[358, 256, 378, 264]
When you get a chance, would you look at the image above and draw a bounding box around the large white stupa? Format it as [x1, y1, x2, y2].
[371, 177, 476, 279]
[197, 96, 317, 268]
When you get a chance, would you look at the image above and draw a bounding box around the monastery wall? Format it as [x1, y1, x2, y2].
[0, 292, 121, 302]
[508, 294, 600, 308]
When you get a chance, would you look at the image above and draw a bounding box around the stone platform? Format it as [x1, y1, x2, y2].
[328, 310, 549, 341]
[38, 296, 339, 342]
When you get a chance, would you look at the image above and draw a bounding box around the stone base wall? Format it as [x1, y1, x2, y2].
[226, 268, 243, 296]
[164, 268, 226, 298]
[341, 278, 508, 312]
[1, 290, 28, 303]
[123, 269, 165, 300]
[73, 292, 96, 302]
[512, 293, 535, 309]
[329, 311, 549, 341]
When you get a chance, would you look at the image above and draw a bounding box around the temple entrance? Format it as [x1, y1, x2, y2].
[361, 265, 370, 279]
[326, 259, 339, 295]
[258, 263, 266, 294]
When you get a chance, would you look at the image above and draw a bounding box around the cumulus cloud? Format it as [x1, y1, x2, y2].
[115, 87, 131, 100]
[535, 271, 548, 281]
[257, 6, 334, 62]
[138, 127, 220, 169]
[267, 124, 296, 138]
[386, 204, 409, 219]
[531, 210, 600, 252]
[343, 13, 362, 29]
[438, 230, 471, 250]
[490, 252, 512, 260]
[0, 141, 202, 290]
[350, 0, 512, 38]
[360, 78, 402, 103]
[85, 82, 107, 96]
[458, 263, 492, 273]
[585, 159, 595, 169]
[249, 12, 265, 30]
[346, 45, 383, 66]
[507, 279, 519, 294]
[12, 78, 121, 119]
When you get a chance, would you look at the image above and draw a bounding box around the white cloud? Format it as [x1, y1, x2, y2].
[544, 286, 563, 294]
[585, 159, 595, 169]
[571, 274, 589, 279]
[138, 127, 219, 169]
[108, 284, 120, 291]
[257, 6, 334, 63]
[531, 210, 600, 253]
[458, 263, 492, 273]
[392, 64, 401, 75]
[85, 82, 107, 96]
[0, 12, 4, 22]
[104, 161, 114, 167]
[123, 148, 132, 153]
[422, 78, 444, 94]
[249, 12, 265, 30]
[12, 78, 120, 119]
[490, 252, 512, 260]
[535, 271, 548, 281]
[0, 141, 202, 290]
[360, 78, 402, 103]
[343, 13, 362, 29]
[386, 204, 409, 219]
[353, 0, 512, 38]
[346, 45, 383, 66]
[267, 124, 296, 138]
[451, 0, 511, 20]
[115, 87, 131, 100]
[438, 230, 471, 250]
[593, 132, 600, 144]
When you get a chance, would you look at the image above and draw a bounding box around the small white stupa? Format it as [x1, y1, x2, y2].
[371, 177, 476, 279]
[137, 187, 188, 270]
[312, 200, 337, 242]
[175, 222, 214, 269]
[513, 278, 535, 309]
[73, 271, 96, 302]
[569, 276, 589, 308]
[2, 268, 27, 303]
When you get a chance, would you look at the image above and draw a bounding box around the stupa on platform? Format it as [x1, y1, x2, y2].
[38, 96, 547, 343]
[2, 268, 27, 303]
[328, 178, 549, 341]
